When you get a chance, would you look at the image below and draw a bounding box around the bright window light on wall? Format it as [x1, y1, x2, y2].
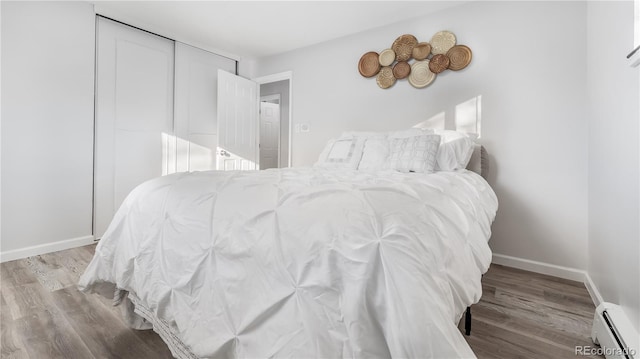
[455, 95, 482, 138]
[429, 112, 446, 130]
[413, 112, 445, 130]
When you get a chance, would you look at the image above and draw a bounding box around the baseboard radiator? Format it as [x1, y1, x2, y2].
[592, 303, 639, 359]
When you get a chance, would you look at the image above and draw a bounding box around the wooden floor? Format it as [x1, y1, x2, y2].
[1, 244, 603, 359]
[461, 265, 603, 359]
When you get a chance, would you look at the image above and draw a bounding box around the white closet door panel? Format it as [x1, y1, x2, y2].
[188, 134, 217, 171]
[94, 18, 175, 239]
[186, 62, 216, 133]
[176, 136, 191, 173]
[113, 131, 163, 206]
[174, 43, 235, 172]
[115, 41, 173, 132]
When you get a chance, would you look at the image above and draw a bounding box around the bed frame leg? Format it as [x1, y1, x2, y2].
[464, 307, 472, 336]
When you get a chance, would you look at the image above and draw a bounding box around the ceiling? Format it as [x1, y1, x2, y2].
[91, 1, 468, 59]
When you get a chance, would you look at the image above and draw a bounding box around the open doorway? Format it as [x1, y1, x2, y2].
[255, 72, 292, 168]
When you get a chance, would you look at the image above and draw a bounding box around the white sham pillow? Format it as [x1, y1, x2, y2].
[358, 135, 389, 171]
[315, 135, 365, 169]
[433, 129, 476, 171]
[386, 134, 441, 173]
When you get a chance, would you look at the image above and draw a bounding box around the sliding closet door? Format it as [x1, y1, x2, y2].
[94, 18, 175, 239]
[174, 43, 235, 172]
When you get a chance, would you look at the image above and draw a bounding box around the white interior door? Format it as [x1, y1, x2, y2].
[217, 70, 259, 170]
[259, 101, 280, 169]
[94, 18, 175, 239]
[174, 43, 235, 172]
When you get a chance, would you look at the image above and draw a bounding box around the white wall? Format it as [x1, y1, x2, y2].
[254, 1, 589, 272]
[587, 1, 639, 332]
[1, 1, 96, 260]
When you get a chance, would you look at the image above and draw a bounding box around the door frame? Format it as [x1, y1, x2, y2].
[253, 71, 293, 168]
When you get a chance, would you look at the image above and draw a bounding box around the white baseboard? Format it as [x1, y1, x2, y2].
[492, 253, 586, 282]
[583, 273, 604, 308]
[492, 253, 606, 309]
[0, 235, 96, 263]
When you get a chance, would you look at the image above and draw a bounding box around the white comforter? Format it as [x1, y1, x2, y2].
[79, 167, 498, 359]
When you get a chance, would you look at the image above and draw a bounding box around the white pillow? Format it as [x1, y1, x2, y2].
[386, 134, 441, 173]
[358, 135, 389, 171]
[338, 131, 387, 170]
[433, 130, 476, 171]
[315, 135, 365, 169]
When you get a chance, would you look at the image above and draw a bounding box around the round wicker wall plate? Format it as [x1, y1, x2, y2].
[431, 31, 456, 55]
[376, 66, 396, 89]
[392, 61, 411, 79]
[358, 51, 381, 78]
[412, 42, 431, 60]
[429, 54, 450, 74]
[392, 34, 418, 62]
[446, 45, 472, 71]
[379, 49, 396, 66]
[409, 60, 436, 88]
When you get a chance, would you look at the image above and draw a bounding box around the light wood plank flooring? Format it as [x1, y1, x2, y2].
[1, 244, 602, 358]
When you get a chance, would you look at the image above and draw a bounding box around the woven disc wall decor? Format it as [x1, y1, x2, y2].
[358, 51, 381, 78]
[428, 54, 450, 74]
[430, 31, 456, 55]
[392, 34, 418, 61]
[358, 30, 471, 89]
[378, 48, 396, 66]
[392, 61, 411, 79]
[446, 45, 472, 71]
[376, 66, 396, 89]
[408, 60, 436, 88]
[412, 42, 432, 60]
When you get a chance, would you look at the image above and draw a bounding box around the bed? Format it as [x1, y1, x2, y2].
[79, 129, 498, 358]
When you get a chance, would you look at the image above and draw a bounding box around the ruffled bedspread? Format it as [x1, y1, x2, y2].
[79, 167, 498, 358]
